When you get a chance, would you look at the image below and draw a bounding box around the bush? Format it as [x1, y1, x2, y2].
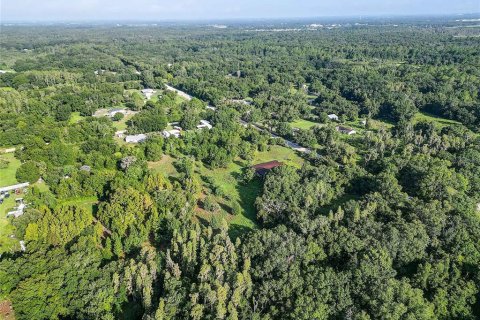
[16, 161, 40, 183]
[112, 112, 124, 121]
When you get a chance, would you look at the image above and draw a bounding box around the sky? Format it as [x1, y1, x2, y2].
[1, 0, 479, 22]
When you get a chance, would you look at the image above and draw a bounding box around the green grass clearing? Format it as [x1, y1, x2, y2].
[68, 112, 84, 124]
[0, 195, 20, 254]
[58, 196, 98, 215]
[197, 145, 303, 237]
[148, 155, 179, 177]
[0, 153, 21, 188]
[414, 111, 463, 129]
[291, 119, 319, 130]
[147, 145, 304, 238]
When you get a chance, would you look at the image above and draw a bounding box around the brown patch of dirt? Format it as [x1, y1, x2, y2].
[0, 300, 15, 320]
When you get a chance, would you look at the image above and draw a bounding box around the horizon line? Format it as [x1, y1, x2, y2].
[2, 12, 480, 24]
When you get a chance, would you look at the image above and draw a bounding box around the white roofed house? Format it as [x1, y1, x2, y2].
[336, 126, 357, 135]
[328, 114, 339, 121]
[125, 134, 148, 143]
[197, 120, 213, 130]
[141, 89, 156, 100]
[115, 130, 126, 138]
[162, 129, 181, 138]
[7, 199, 26, 218]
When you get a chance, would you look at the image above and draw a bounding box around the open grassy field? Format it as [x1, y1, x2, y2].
[290, 119, 319, 130]
[0, 153, 25, 253]
[414, 111, 463, 128]
[0, 195, 20, 254]
[113, 114, 132, 131]
[0, 153, 20, 188]
[68, 112, 84, 124]
[149, 145, 304, 237]
[58, 196, 98, 214]
[148, 155, 179, 176]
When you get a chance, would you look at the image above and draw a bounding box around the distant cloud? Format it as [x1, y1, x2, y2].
[1, 0, 478, 21]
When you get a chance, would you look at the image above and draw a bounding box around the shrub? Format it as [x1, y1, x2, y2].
[112, 112, 124, 121]
[16, 161, 40, 183]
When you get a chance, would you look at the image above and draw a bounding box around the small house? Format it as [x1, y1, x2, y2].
[80, 165, 91, 172]
[197, 120, 213, 130]
[252, 160, 284, 177]
[7, 202, 26, 218]
[162, 129, 181, 138]
[125, 134, 148, 143]
[336, 126, 356, 135]
[115, 130, 126, 138]
[328, 114, 339, 121]
[141, 89, 155, 100]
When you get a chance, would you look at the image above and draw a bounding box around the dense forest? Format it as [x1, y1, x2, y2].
[0, 17, 480, 319]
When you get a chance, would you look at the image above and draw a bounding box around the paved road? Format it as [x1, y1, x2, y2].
[165, 84, 217, 111]
[165, 84, 193, 101]
[166, 85, 313, 154]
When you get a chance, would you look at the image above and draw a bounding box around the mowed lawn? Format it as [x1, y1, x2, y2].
[0, 153, 20, 188]
[290, 119, 319, 130]
[149, 145, 304, 238]
[0, 153, 22, 253]
[58, 196, 99, 214]
[0, 195, 20, 254]
[68, 112, 85, 124]
[414, 111, 463, 128]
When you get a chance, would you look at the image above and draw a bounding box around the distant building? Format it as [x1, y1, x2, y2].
[115, 130, 126, 138]
[197, 120, 213, 130]
[328, 114, 339, 121]
[162, 129, 181, 138]
[125, 134, 148, 143]
[336, 126, 356, 135]
[7, 199, 26, 218]
[226, 99, 252, 106]
[252, 160, 284, 177]
[79, 165, 91, 172]
[141, 89, 155, 99]
[19, 240, 26, 252]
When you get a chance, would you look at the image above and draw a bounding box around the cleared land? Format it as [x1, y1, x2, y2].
[68, 112, 84, 124]
[291, 119, 319, 130]
[149, 145, 304, 237]
[0, 153, 20, 188]
[0, 195, 19, 254]
[414, 111, 463, 128]
[0, 153, 23, 253]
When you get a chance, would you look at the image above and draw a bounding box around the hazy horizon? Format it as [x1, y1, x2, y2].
[1, 0, 479, 22]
